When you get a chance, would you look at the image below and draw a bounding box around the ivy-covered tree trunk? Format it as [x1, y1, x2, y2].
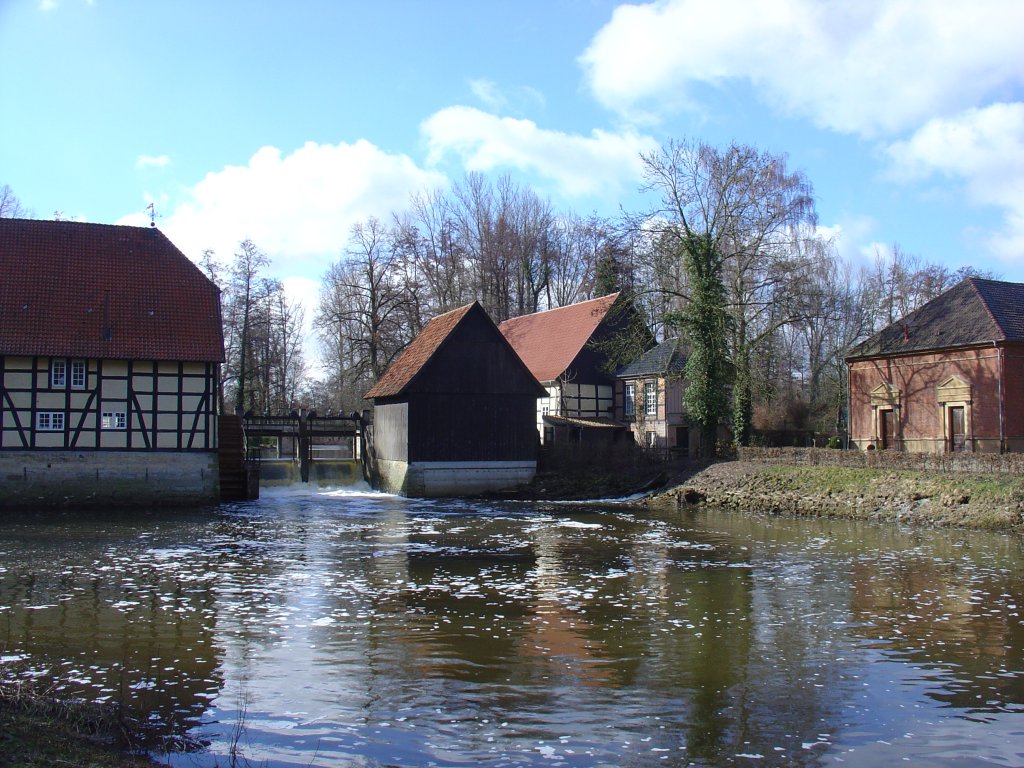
[732, 342, 753, 450]
[678, 234, 731, 459]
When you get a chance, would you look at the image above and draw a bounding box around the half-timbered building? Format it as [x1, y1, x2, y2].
[846, 278, 1024, 454]
[365, 301, 545, 497]
[498, 293, 629, 445]
[0, 219, 224, 506]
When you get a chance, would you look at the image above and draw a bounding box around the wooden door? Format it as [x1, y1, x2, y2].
[880, 409, 896, 450]
[949, 406, 966, 452]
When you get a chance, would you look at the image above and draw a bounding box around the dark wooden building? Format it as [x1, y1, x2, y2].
[0, 219, 224, 507]
[364, 301, 545, 496]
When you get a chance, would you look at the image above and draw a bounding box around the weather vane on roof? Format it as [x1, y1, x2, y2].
[146, 202, 156, 228]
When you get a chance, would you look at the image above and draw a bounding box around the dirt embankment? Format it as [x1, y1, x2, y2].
[649, 461, 1024, 531]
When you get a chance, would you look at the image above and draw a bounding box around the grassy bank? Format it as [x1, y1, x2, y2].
[655, 461, 1024, 530]
[0, 681, 163, 768]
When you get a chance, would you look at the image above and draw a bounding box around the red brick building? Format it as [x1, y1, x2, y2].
[846, 278, 1024, 453]
[614, 337, 694, 455]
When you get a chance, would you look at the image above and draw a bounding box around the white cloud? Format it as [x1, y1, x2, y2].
[817, 216, 878, 268]
[580, 0, 1024, 138]
[131, 140, 446, 272]
[886, 103, 1024, 261]
[469, 79, 507, 112]
[421, 105, 657, 199]
[136, 154, 171, 170]
[116, 140, 446, 378]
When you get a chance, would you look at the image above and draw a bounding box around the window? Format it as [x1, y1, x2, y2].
[70, 360, 86, 388]
[624, 383, 636, 417]
[51, 360, 66, 388]
[37, 411, 65, 431]
[644, 381, 657, 417]
[102, 411, 127, 430]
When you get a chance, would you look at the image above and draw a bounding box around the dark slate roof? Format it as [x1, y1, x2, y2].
[0, 218, 223, 362]
[498, 293, 619, 383]
[364, 303, 475, 399]
[616, 337, 686, 378]
[846, 278, 1024, 360]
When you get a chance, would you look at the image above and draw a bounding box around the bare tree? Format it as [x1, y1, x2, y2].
[640, 138, 818, 446]
[0, 185, 29, 218]
[396, 188, 473, 314]
[546, 213, 607, 308]
[222, 240, 270, 413]
[315, 218, 417, 401]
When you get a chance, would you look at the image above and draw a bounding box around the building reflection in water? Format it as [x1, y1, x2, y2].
[0, 513, 224, 747]
[3, 499, 1022, 767]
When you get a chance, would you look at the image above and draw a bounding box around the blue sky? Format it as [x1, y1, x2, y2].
[3, 0, 1023, 339]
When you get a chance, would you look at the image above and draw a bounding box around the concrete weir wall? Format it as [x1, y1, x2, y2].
[376, 459, 536, 497]
[257, 459, 363, 487]
[0, 451, 219, 508]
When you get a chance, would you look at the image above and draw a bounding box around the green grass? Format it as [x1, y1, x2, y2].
[702, 463, 1024, 531]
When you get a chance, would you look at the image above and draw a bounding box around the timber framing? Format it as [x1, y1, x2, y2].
[0, 219, 225, 506]
[0, 356, 218, 452]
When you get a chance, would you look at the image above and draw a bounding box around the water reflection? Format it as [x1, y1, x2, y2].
[0, 511, 223, 744]
[1, 491, 1022, 766]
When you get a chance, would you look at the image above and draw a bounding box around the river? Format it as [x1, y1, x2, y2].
[1, 486, 1022, 767]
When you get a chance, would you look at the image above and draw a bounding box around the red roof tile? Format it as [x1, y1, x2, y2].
[498, 293, 619, 383]
[0, 219, 223, 362]
[364, 303, 476, 399]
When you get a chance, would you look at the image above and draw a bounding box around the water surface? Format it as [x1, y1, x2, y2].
[1, 487, 1022, 766]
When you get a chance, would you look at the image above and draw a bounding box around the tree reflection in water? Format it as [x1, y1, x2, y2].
[0, 494, 1022, 767]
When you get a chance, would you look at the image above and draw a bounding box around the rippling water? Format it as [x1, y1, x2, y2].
[1, 485, 1023, 767]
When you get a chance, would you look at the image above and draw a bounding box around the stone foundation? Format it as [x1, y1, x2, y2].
[376, 460, 536, 497]
[0, 451, 219, 509]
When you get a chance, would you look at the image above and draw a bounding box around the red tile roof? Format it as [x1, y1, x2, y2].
[498, 293, 619, 383]
[364, 302, 476, 399]
[0, 218, 224, 362]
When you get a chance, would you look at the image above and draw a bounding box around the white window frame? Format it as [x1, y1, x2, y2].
[624, 383, 636, 417]
[644, 381, 657, 417]
[37, 411, 65, 431]
[102, 411, 127, 430]
[51, 360, 66, 388]
[70, 360, 86, 389]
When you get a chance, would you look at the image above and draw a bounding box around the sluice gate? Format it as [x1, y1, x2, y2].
[228, 412, 369, 495]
